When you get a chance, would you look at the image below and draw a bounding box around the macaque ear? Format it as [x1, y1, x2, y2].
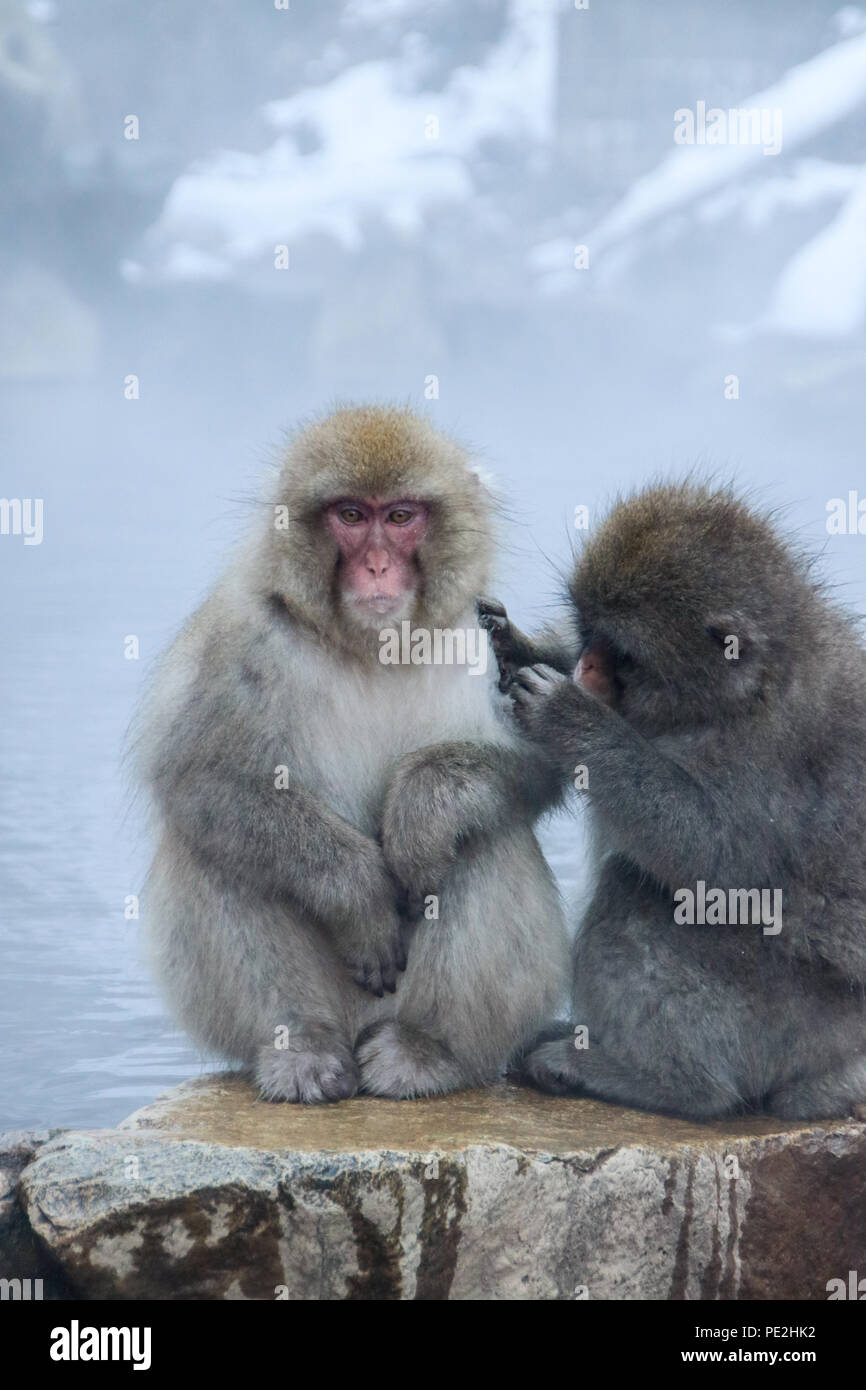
[467, 461, 497, 494]
[705, 612, 765, 657]
[705, 613, 767, 693]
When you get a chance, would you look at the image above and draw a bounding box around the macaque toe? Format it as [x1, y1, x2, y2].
[355, 1020, 464, 1098]
[255, 1039, 360, 1104]
[519, 1038, 584, 1096]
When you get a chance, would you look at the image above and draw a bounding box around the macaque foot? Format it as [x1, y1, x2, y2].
[254, 1032, 360, 1104]
[765, 1064, 866, 1122]
[355, 1020, 465, 1098]
[519, 1032, 742, 1120]
[518, 1035, 585, 1096]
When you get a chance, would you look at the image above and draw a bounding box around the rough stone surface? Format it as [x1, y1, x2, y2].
[0, 1128, 73, 1298]
[16, 1076, 866, 1300]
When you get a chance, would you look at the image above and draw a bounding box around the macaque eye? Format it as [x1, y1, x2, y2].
[339, 507, 364, 525]
[387, 508, 414, 525]
[617, 652, 636, 675]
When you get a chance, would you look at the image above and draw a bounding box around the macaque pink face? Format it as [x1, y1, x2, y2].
[325, 498, 429, 624]
[574, 637, 617, 704]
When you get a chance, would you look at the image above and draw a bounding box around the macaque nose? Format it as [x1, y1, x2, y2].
[365, 548, 390, 578]
[575, 645, 613, 700]
[576, 651, 598, 682]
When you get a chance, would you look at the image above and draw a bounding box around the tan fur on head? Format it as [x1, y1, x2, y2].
[262, 405, 495, 649]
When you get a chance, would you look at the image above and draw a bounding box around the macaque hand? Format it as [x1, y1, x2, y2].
[477, 596, 540, 691]
[511, 663, 600, 746]
[339, 897, 409, 997]
[337, 855, 409, 996]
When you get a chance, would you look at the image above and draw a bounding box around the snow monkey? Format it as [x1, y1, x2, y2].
[481, 483, 866, 1121]
[136, 406, 568, 1102]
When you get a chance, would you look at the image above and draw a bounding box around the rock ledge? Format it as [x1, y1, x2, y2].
[14, 1075, 866, 1299]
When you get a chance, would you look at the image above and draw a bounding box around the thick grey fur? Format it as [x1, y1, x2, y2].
[486, 483, 866, 1121]
[133, 407, 568, 1102]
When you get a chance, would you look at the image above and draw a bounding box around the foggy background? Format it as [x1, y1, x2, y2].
[2, 0, 865, 1129]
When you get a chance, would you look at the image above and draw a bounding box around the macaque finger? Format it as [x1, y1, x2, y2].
[513, 665, 552, 695]
[354, 963, 385, 997]
[477, 596, 508, 622]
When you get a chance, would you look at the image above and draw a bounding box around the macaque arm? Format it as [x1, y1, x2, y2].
[523, 630, 578, 676]
[148, 703, 395, 931]
[527, 680, 789, 888]
[478, 598, 577, 683]
[382, 739, 561, 901]
[504, 624, 576, 676]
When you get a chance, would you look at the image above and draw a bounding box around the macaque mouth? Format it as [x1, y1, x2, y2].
[353, 592, 407, 609]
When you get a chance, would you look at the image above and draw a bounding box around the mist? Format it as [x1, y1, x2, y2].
[2, 0, 865, 1128]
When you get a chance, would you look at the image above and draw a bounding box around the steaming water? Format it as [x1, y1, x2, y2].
[3, 3, 865, 1131]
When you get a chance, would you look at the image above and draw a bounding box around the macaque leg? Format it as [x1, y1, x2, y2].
[358, 832, 567, 1099]
[765, 1058, 866, 1122]
[520, 1028, 741, 1121]
[149, 841, 362, 1104]
[242, 938, 363, 1103]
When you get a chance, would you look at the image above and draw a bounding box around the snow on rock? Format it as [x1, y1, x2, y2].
[533, 30, 866, 338]
[586, 30, 866, 253]
[138, 0, 556, 280]
[761, 172, 866, 336]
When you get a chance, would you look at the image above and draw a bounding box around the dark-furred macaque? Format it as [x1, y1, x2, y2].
[481, 483, 866, 1121]
[135, 406, 568, 1102]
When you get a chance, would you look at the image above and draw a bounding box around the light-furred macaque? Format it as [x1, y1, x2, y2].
[135, 406, 568, 1102]
[481, 483, 866, 1121]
